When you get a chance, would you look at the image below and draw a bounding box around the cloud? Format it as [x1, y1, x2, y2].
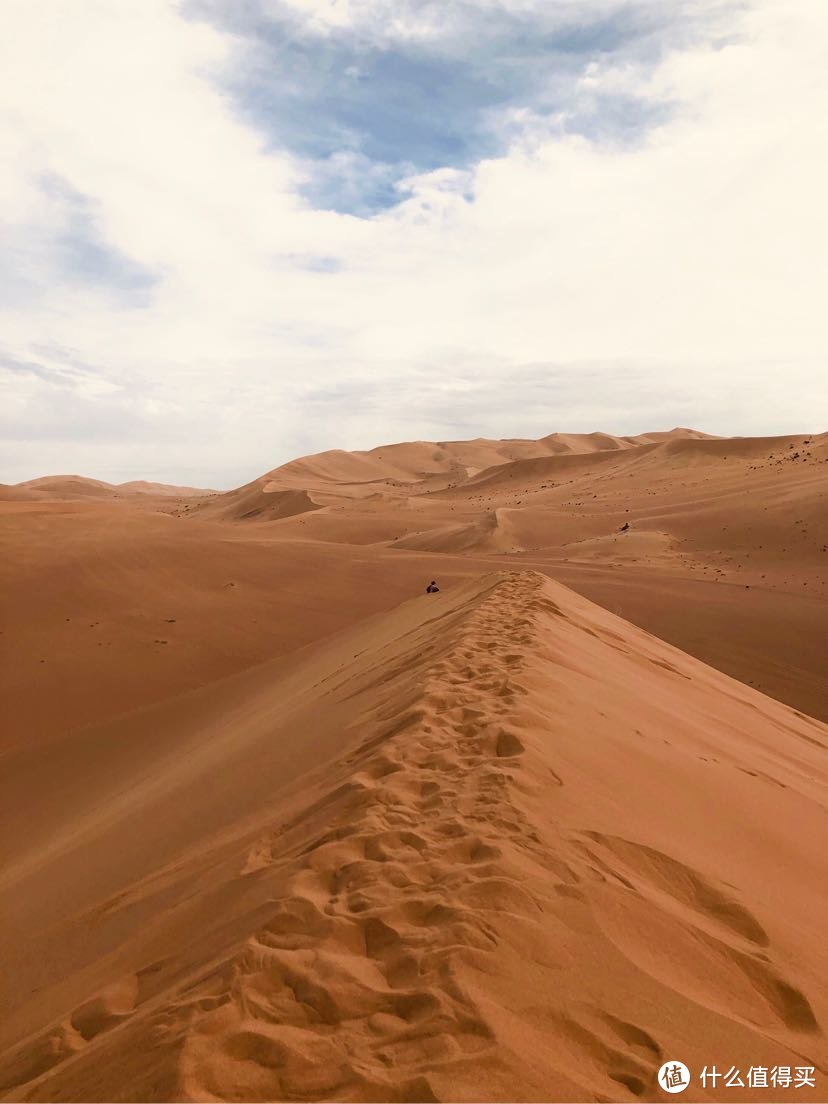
[187, 0, 742, 213]
[0, 0, 826, 486]
[3, 174, 160, 307]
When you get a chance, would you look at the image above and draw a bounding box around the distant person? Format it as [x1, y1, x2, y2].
[425, 580, 440, 593]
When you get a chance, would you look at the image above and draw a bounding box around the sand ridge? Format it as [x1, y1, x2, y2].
[1, 571, 826, 1101]
[3, 427, 828, 1101]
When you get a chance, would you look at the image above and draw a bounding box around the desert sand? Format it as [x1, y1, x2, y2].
[1, 428, 827, 1102]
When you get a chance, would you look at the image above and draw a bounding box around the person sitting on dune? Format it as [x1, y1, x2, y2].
[425, 580, 440, 593]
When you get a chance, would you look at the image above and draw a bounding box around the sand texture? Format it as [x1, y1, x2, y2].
[1, 429, 827, 1102]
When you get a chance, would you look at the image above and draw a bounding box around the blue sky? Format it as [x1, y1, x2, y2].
[1, 0, 826, 487]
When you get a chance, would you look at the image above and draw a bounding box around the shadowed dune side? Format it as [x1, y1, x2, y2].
[194, 482, 322, 523]
[392, 511, 522, 554]
[1, 572, 826, 1102]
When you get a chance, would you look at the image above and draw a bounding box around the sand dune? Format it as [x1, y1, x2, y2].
[1, 571, 826, 1101]
[5, 475, 213, 501]
[454, 447, 646, 495]
[538, 427, 715, 453]
[235, 428, 719, 500]
[195, 483, 321, 523]
[393, 510, 521, 554]
[0, 485, 43, 502]
[4, 475, 116, 500]
[2, 427, 827, 1102]
[3, 427, 828, 739]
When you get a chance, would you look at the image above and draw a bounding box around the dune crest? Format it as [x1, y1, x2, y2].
[2, 571, 825, 1102]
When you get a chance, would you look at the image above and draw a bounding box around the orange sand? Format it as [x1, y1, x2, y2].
[1, 429, 826, 1102]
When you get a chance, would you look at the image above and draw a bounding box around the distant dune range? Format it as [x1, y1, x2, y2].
[3, 428, 826, 745]
[1, 428, 827, 1101]
[1, 476, 215, 501]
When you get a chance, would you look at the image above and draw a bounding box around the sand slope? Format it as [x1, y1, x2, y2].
[3, 427, 827, 1102]
[1, 572, 826, 1102]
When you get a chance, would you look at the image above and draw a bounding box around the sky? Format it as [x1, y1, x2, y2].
[1, 0, 826, 488]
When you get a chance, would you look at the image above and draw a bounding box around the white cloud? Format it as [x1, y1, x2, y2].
[1, 0, 826, 486]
